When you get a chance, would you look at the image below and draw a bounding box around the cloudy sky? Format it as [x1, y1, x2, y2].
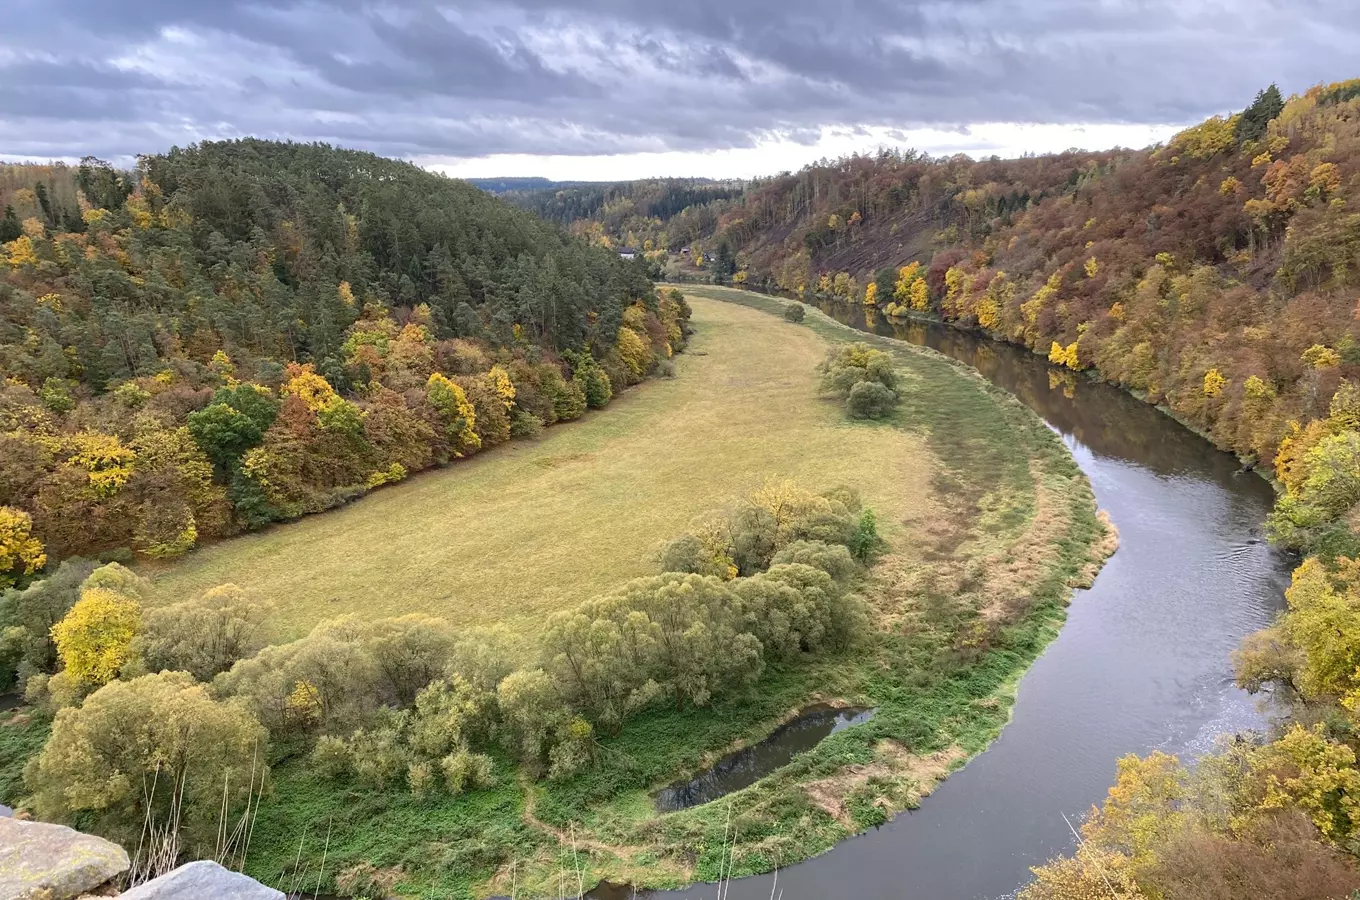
[3, 0, 1357, 179]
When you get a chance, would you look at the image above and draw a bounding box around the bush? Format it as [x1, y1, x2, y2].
[770, 539, 857, 582]
[846, 381, 898, 419]
[28, 672, 268, 847]
[783, 303, 806, 323]
[659, 533, 732, 578]
[509, 409, 544, 439]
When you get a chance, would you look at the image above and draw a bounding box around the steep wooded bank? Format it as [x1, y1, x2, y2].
[712, 83, 1359, 484]
[0, 141, 683, 578]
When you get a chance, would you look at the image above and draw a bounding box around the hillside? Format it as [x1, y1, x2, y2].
[498, 177, 746, 253]
[0, 140, 673, 568]
[669, 81, 1359, 548]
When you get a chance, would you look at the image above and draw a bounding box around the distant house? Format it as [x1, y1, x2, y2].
[619, 247, 638, 260]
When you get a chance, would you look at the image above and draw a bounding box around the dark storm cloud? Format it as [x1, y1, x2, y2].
[3, 0, 1359, 163]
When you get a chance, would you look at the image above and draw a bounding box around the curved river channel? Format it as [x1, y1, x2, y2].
[598, 302, 1292, 900]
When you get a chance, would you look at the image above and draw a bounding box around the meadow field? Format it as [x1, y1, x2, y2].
[148, 294, 936, 637]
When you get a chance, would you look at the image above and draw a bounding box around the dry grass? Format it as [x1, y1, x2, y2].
[149, 296, 933, 638]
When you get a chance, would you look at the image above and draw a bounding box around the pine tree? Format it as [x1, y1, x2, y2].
[1236, 84, 1284, 145]
[0, 206, 20, 243]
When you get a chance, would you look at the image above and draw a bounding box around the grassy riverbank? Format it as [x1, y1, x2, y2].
[238, 286, 1109, 898]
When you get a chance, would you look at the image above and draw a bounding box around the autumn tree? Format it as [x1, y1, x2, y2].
[131, 583, 275, 682]
[27, 671, 268, 848]
[0, 506, 46, 589]
[50, 583, 141, 686]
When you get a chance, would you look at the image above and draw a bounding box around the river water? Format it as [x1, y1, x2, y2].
[610, 302, 1291, 900]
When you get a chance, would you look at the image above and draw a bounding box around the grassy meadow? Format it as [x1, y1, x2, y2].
[148, 295, 934, 638]
[236, 285, 1110, 898]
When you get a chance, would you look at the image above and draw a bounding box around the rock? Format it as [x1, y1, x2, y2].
[0, 817, 130, 900]
[119, 861, 283, 900]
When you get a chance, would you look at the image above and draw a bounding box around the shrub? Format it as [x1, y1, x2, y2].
[509, 409, 544, 438]
[659, 533, 732, 578]
[770, 539, 857, 583]
[28, 672, 268, 847]
[130, 583, 273, 682]
[783, 303, 806, 323]
[846, 381, 898, 419]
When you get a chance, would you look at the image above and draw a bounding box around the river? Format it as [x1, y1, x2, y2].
[602, 301, 1291, 900]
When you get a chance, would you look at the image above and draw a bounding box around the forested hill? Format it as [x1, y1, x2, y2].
[0, 140, 685, 570]
[498, 177, 746, 251]
[692, 80, 1360, 550]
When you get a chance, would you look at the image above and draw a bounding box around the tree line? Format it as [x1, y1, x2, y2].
[0, 141, 690, 579]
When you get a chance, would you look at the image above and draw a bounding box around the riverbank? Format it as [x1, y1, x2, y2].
[638, 283, 1285, 900]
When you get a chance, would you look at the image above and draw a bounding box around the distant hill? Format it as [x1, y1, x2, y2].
[491, 177, 746, 251]
[464, 176, 605, 194]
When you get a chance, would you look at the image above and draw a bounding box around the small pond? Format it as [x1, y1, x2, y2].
[653, 705, 875, 813]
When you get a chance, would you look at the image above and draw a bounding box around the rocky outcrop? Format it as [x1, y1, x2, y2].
[118, 861, 284, 900]
[0, 817, 130, 900]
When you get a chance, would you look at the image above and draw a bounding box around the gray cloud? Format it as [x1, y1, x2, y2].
[3, 0, 1359, 164]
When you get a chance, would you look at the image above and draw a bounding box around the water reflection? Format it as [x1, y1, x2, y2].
[599, 296, 1290, 900]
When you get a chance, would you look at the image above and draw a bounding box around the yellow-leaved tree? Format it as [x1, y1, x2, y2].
[51, 585, 142, 685]
[426, 373, 480, 456]
[0, 506, 46, 589]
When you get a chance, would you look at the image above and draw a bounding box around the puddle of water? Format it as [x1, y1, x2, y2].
[653, 705, 875, 813]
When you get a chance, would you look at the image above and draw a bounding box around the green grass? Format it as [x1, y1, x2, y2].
[241, 286, 1108, 898]
[149, 296, 936, 639]
[0, 709, 50, 807]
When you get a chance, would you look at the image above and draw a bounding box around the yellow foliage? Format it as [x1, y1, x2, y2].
[125, 196, 153, 229]
[893, 262, 922, 303]
[615, 327, 653, 378]
[1202, 367, 1226, 398]
[338, 281, 357, 307]
[283, 363, 338, 411]
[426, 373, 480, 456]
[4, 235, 38, 268]
[1022, 271, 1063, 327]
[909, 278, 929, 311]
[487, 365, 516, 409]
[1244, 374, 1274, 400]
[0, 506, 46, 588]
[50, 587, 141, 685]
[1084, 257, 1100, 278]
[1252, 724, 1360, 845]
[66, 431, 137, 497]
[1303, 344, 1342, 369]
[1219, 176, 1241, 196]
[1170, 114, 1240, 159]
[1252, 151, 1273, 168]
[1109, 302, 1125, 322]
[286, 680, 322, 725]
[863, 282, 878, 306]
[1048, 341, 1080, 370]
